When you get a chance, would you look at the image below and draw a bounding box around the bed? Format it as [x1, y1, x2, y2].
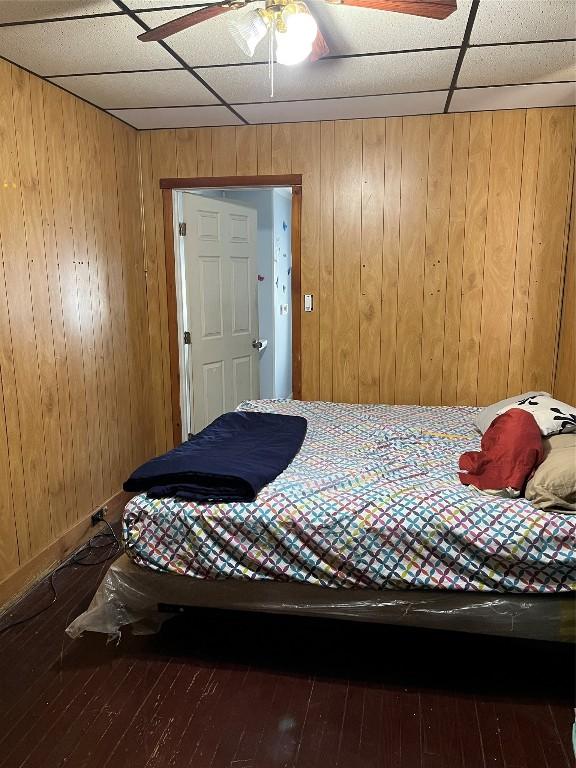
[67, 400, 576, 642]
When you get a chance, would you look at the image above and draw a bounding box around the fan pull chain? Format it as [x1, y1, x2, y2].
[269, 16, 275, 99]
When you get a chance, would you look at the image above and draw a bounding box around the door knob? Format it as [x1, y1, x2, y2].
[252, 339, 268, 350]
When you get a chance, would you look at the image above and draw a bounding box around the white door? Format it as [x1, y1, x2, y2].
[182, 193, 260, 433]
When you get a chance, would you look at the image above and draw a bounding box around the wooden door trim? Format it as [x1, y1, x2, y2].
[160, 174, 302, 190]
[161, 175, 303, 447]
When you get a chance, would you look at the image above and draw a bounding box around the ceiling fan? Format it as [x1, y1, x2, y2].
[138, 0, 457, 68]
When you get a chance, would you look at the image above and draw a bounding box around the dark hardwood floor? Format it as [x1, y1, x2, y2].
[0, 551, 574, 768]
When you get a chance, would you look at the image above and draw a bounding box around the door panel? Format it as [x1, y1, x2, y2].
[183, 193, 259, 433]
[232, 355, 253, 406]
[230, 213, 249, 242]
[199, 258, 223, 338]
[197, 210, 220, 240]
[202, 361, 225, 427]
[231, 257, 250, 335]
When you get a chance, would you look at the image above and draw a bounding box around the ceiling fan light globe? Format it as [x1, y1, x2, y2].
[229, 9, 268, 57]
[284, 9, 317, 43]
[275, 32, 313, 65]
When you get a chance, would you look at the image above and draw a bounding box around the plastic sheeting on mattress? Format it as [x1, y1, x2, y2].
[66, 555, 575, 643]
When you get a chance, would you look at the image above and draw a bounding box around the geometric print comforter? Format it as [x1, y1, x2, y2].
[123, 400, 576, 593]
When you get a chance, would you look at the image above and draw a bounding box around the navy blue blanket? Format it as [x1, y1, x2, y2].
[123, 411, 307, 502]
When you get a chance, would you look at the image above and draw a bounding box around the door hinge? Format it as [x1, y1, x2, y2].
[183, 331, 191, 345]
[178, 222, 187, 236]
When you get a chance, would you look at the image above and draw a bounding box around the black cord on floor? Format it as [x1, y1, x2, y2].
[0, 520, 121, 636]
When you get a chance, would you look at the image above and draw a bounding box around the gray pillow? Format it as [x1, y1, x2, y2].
[473, 392, 550, 434]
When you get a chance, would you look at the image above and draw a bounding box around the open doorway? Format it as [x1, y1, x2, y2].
[174, 186, 294, 438]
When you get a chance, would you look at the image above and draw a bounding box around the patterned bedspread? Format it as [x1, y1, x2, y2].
[123, 400, 576, 593]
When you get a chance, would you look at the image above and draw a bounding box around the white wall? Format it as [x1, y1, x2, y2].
[273, 190, 292, 399]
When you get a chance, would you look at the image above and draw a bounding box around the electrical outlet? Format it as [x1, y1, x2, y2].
[91, 507, 107, 526]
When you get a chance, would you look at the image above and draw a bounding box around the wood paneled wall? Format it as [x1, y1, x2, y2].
[139, 108, 576, 454]
[554, 167, 576, 405]
[0, 59, 152, 596]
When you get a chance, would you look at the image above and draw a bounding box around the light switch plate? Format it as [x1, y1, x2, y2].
[304, 294, 313, 312]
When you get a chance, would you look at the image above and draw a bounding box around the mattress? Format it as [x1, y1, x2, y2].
[123, 400, 576, 594]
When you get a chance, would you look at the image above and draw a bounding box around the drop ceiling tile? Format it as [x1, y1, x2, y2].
[458, 41, 576, 88]
[470, 0, 576, 45]
[138, 1, 470, 67]
[201, 50, 458, 104]
[0, 14, 176, 75]
[0, 1, 118, 24]
[108, 104, 243, 128]
[236, 91, 448, 123]
[49, 69, 218, 107]
[450, 82, 576, 112]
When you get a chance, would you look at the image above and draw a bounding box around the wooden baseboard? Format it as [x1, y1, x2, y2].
[0, 490, 132, 610]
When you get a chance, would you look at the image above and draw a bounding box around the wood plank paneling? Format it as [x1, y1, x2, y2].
[442, 112, 470, 405]
[12, 68, 65, 540]
[380, 117, 402, 405]
[149, 130, 177, 452]
[477, 110, 525, 405]
[292, 123, 321, 401]
[175, 128, 198, 177]
[555, 156, 576, 405]
[0, 58, 151, 598]
[271, 124, 292, 175]
[235, 126, 258, 176]
[523, 108, 575, 393]
[359, 119, 385, 404]
[333, 120, 363, 403]
[256, 124, 272, 175]
[319, 122, 335, 402]
[457, 112, 493, 406]
[196, 128, 212, 176]
[507, 110, 541, 396]
[420, 114, 453, 406]
[396, 115, 430, 405]
[211, 127, 236, 176]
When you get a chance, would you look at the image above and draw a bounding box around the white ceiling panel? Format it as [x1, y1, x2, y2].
[450, 82, 576, 112]
[108, 104, 243, 128]
[458, 41, 576, 87]
[236, 91, 448, 123]
[49, 69, 218, 107]
[0, 14, 176, 74]
[0, 1, 118, 23]
[201, 50, 458, 104]
[138, 1, 470, 67]
[470, 0, 576, 45]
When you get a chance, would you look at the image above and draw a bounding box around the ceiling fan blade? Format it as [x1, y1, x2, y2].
[310, 26, 330, 62]
[332, 0, 457, 20]
[138, 5, 233, 42]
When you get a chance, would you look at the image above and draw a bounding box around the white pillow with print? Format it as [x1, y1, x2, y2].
[497, 395, 576, 436]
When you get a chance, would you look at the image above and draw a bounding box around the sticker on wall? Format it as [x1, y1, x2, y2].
[283, 220, 288, 231]
[288, 267, 291, 275]
[258, 274, 265, 282]
[282, 284, 286, 293]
